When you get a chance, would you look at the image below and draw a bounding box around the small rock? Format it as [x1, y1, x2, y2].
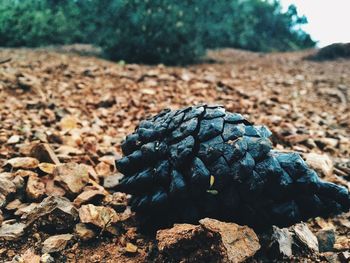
[38, 163, 56, 174]
[0, 193, 5, 208]
[6, 157, 39, 169]
[0, 210, 3, 224]
[14, 170, 37, 178]
[304, 152, 333, 177]
[334, 236, 350, 251]
[5, 199, 22, 211]
[73, 186, 105, 207]
[0, 175, 17, 204]
[339, 251, 350, 263]
[317, 229, 336, 252]
[95, 161, 112, 177]
[14, 203, 39, 217]
[42, 234, 73, 253]
[268, 225, 293, 257]
[40, 253, 54, 263]
[74, 223, 96, 241]
[23, 196, 78, 231]
[26, 175, 45, 200]
[53, 163, 89, 194]
[315, 138, 339, 149]
[60, 115, 79, 131]
[97, 95, 116, 108]
[124, 242, 138, 253]
[103, 173, 124, 189]
[21, 248, 40, 263]
[7, 135, 20, 144]
[0, 220, 26, 240]
[292, 223, 319, 252]
[322, 252, 340, 263]
[79, 204, 119, 230]
[41, 175, 66, 197]
[200, 218, 260, 263]
[104, 192, 127, 212]
[30, 143, 60, 165]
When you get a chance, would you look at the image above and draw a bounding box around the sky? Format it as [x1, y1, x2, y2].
[279, 0, 350, 47]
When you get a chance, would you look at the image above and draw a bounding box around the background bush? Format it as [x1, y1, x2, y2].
[0, 0, 315, 64]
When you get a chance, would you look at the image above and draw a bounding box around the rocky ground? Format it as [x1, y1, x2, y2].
[0, 47, 349, 262]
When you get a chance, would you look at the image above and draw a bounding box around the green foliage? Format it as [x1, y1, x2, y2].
[0, 0, 315, 64]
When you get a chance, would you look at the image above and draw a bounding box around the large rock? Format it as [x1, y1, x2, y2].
[156, 223, 219, 262]
[42, 234, 73, 253]
[156, 218, 260, 263]
[199, 218, 260, 263]
[53, 163, 89, 194]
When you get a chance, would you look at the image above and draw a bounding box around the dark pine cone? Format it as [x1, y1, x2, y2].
[115, 105, 350, 230]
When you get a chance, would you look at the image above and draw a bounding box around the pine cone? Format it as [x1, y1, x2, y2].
[115, 105, 350, 230]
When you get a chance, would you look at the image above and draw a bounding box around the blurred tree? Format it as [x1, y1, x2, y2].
[0, 0, 315, 64]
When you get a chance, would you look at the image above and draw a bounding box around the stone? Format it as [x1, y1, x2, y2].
[322, 252, 340, 263]
[124, 243, 138, 253]
[0, 220, 26, 240]
[40, 253, 54, 263]
[53, 163, 89, 194]
[14, 170, 37, 178]
[156, 223, 213, 262]
[5, 199, 22, 211]
[42, 234, 73, 253]
[41, 175, 66, 197]
[30, 143, 60, 165]
[292, 223, 319, 252]
[334, 236, 350, 251]
[78, 204, 119, 230]
[0, 175, 16, 205]
[156, 223, 203, 252]
[23, 196, 78, 231]
[60, 115, 79, 131]
[104, 192, 127, 212]
[0, 210, 3, 225]
[73, 186, 105, 207]
[38, 162, 56, 174]
[268, 225, 293, 257]
[6, 157, 39, 169]
[20, 248, 40, 263]
[7, 135, 20, 144]
[317, 229, 336, 252]
[315, 138, 339, 149]
[95, 161, 112, 177]
[199, 218, 260, 263]
[304, 152, 333, 177]
[14, 203, 39, 217]
[339, 251, 350, 263]
[74, 223, 96, 241]
[103, 173, 124, 189]
[26, 175, 45, 200]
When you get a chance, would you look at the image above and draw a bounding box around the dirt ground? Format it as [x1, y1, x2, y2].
[0, 47, 349, 262]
